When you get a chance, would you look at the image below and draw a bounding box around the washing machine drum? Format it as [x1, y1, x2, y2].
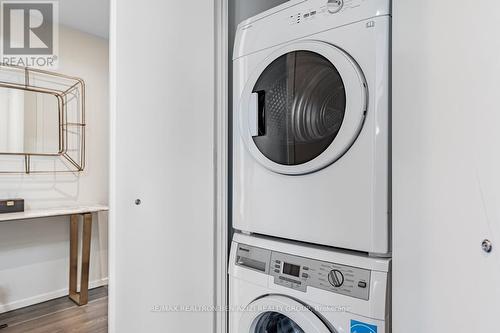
[240, 295, 334, 333]
[239, 41, 367, 175]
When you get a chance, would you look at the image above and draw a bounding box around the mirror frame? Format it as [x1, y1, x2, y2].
[0, 64, 86, 174]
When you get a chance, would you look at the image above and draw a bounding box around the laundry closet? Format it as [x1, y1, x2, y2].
[229, 0, 391, 332]
[111, 0, 500, 332]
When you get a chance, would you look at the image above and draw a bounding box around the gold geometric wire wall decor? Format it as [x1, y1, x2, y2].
[0, 64, 85, 174]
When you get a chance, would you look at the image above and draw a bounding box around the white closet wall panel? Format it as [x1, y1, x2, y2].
[393, 1, 500, 331]
[110, 0, 216, 332]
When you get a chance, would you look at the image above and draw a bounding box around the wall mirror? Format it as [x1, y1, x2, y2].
[0, 64, 85, 174]
[0, 88, 60, 155]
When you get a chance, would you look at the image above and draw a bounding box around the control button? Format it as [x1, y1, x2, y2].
[302, 267, 309, 271]
[358, 281, 367, 288]
[275, 260, 281, 264]
[275, 264, 281, 269]
[302, 273, 309, 279]
[328, 269, 344, 287]
[279, 276, 301, 284]
[274, 269, 280, 273]
[327, 0, 343, 13]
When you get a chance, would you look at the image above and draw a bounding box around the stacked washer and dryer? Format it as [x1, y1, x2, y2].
[230, 0, 391, 332]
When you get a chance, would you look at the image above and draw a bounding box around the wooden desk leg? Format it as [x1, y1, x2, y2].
[80, 213, 92, 304]
[69, 214, 79, 302]
[69, 213, 93, 306]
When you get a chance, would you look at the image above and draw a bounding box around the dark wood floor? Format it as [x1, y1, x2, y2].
[0, 287, 107, 333]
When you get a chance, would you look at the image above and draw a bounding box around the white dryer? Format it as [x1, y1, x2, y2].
[232, 0, 391, 254]
[229, 233, 391, 333]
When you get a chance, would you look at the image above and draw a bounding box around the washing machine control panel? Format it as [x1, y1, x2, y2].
[235, 243, 371, 300]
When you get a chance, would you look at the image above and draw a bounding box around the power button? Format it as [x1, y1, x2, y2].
[327, 0, 343, 13]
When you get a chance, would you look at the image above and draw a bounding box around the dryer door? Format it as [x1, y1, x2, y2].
[239, 295, 335, 333]
[238, 41, 367, 175]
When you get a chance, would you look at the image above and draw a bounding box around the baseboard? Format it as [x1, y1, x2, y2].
[0, 278, 108, 314]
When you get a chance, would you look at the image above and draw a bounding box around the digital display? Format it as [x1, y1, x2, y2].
[282, 262, 300, 277]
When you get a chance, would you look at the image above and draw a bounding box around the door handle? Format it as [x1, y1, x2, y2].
[249, 91, 266, 137]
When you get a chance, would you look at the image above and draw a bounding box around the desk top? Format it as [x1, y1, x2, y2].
[0, 205, 109, 222]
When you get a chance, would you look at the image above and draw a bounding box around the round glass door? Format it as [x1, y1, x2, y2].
[252, 51, 346, 166]
[239, 41, 367, 175]
[238, 295, 333, 333]
[254, 311, 305, 333]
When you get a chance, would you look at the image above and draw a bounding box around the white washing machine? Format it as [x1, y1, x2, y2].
[229, 233, 391, 333]
[232, 0, 391, 254]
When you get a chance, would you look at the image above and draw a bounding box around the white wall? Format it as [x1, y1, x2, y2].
[393, 1, 500, 331]
[110, 0, 216, 332]
[0, 27, 109, 312]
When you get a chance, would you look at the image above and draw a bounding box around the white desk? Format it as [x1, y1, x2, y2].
[0, 205, 109, 306]
[0, 205, 108, 222]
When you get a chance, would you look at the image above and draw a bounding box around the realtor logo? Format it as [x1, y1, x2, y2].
[1, 1, 59, 67]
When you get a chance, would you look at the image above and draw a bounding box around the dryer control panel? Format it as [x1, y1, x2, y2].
[288, 0, 365, 26]
[235, 243, 371, 300]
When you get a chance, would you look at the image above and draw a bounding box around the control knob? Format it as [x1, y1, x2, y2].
[328, 269, 344, 287]
[327, 0, 344, 13]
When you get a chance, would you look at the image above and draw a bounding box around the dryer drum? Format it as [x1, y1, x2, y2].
[252, 51, 346, 166]
[291, 65, 346, 142]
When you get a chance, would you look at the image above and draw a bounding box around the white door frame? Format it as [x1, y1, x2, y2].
[214, 0, 229, 332]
